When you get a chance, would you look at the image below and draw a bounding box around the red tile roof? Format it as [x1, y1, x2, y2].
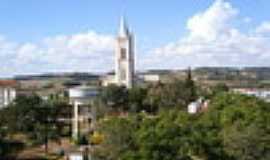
[0, 80, 17, 87]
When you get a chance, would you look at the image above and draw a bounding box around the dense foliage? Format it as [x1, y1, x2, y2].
[94, 93, 270, 160]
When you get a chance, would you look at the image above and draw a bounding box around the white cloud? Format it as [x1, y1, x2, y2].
[256, 22, 270, 34]
[0, 31, 115, 77]
[187, 0, 237, 42]
[142, 0, 270, 70]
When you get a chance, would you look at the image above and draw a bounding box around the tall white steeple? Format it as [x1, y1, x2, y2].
[119, 16, 129, 37]
[115, 17, 135, 88]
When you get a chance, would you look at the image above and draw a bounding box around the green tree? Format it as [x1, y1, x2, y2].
[184, 68, 197, 104]
[122, 110, 220, 160]
[144, 77, 198, 112]
[32, 101, 59, 153]
[144, 82, 165, 113]
[1, 95, 43, 134]
[223, 123, 270, 160]
[93, 116, 138, 160]
[210, 83, 229, 97]
[203, 93, 270, 160]
[100, 85, 128, 111]
[128, 86, 147, 112]
[0, 95, 61, 153]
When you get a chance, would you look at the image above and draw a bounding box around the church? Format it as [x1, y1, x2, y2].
[102, 17, 136, 88]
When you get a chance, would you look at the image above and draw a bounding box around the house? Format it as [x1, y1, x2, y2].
[187, 98, 209, 114]
[188, 102, 201, 114]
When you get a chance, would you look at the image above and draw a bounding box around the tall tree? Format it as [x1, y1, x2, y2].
[184, 67, 197, 103]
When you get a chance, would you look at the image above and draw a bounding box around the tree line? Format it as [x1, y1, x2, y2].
[94, 69, 199, 116]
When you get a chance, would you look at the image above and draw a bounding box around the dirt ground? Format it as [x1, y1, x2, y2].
[15, 138, 74, 160]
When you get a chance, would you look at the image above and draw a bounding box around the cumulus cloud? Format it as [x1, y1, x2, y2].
[142, 0, 270, 70]
[256, 22, 270, 34]
[187, 0, 238, 42]
[0, 31, 115, 77]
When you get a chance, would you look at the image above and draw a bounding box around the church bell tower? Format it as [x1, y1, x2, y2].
[115, 17, 135, 88]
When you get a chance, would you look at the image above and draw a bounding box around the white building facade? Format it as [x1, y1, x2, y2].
[0, 88, 16, 108]
[188, 102, 200, 114]
[69, 86, 100, 139]
[187, 98, 209, 114]
[0, 81, 17, 109]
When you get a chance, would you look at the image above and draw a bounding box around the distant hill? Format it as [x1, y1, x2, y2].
[10, 67, 270, 89]
[194, 67, 270, 81]
[14, 72, 100, 81]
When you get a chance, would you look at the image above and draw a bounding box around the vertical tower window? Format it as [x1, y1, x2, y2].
[120, 48, 127, 59]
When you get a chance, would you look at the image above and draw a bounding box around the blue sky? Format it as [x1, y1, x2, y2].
[1, 0, 269, 43]
[0, 0, 270, 77]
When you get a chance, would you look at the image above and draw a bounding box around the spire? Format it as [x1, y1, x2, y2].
[119, 16, 129, 37]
